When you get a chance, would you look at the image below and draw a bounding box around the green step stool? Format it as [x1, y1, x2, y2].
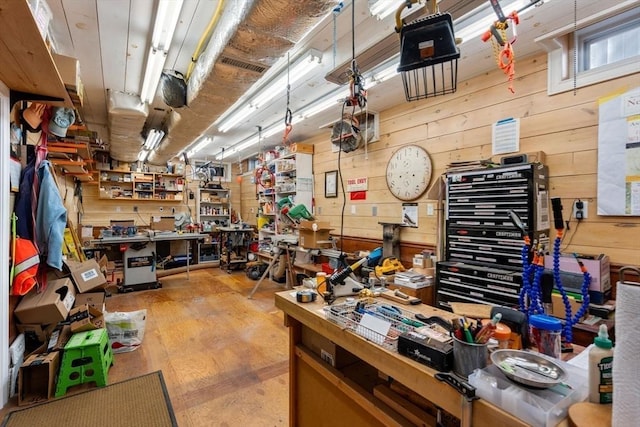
[55, 328, 114, 397]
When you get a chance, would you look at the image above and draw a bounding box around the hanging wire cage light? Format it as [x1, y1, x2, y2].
[395, 1, 460, 102]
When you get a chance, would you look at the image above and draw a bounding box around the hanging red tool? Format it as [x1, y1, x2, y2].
[481, 0, 546, 93]
[481, 6, 519, 93]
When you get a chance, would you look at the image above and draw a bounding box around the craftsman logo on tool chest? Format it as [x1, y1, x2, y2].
[487, 273, 515, 282]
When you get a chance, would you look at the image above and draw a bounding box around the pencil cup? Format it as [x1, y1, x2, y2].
[452, 335, 488, 378]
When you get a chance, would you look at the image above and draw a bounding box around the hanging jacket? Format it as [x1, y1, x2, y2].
[35, 160, 67, 270]
[14, 159, 36, 240]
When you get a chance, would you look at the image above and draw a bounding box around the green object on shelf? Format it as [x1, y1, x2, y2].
[278, 196, 294, 208]
[288, 204, 313, 220]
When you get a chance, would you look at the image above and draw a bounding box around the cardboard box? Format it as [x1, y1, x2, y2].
[14, 278, 76, 325]
[18, 352, 60, 406]
[151, 216, 175, 231]
[298, 221, 333, 249]
[290, 142, 314, 154]
[544, 253, 610, 304]
[47, 325, 73, 352]
[65, 258, 107, 293]
[301, 326, 358, 369]
[386, 283, 434, 306]
[17, 323, 56, 345]
[69, 304, 105, 333]
[551, 293, 587, 321]
[74, 291, 106, 312]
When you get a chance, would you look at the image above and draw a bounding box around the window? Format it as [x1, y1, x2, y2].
[537, 4, 640, 95]
[192, 160, 231, 183]
[578, 10, 640, 72]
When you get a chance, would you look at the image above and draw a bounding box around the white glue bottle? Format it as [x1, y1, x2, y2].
[588, 324, 614, 404]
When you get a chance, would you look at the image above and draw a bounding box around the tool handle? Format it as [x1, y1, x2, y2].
[435, 372, 477, 400]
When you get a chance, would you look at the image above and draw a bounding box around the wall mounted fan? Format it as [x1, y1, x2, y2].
[330, 114, 362, 153]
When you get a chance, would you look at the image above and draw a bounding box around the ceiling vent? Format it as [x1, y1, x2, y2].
[219, 55, 268, 75]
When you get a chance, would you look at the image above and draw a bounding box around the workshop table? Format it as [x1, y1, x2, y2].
[92, 232, 208, 291]
[275, 290, 552, 427]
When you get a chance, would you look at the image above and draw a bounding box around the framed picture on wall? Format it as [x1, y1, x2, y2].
[325, 170, 338, 198]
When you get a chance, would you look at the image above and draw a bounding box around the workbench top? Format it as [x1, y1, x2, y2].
[275, 291, 533, 427]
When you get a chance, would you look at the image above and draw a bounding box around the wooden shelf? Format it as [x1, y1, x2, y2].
[0, 1, 72, 106]
[98, 169, 184, 201]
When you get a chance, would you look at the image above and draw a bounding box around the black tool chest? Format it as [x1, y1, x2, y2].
[436, 163, 551, 310]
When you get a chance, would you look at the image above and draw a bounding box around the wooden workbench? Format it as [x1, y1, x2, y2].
[275, 291, 531, 427]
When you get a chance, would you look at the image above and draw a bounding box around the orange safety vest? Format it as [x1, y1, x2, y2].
[10, 213, 40, 296]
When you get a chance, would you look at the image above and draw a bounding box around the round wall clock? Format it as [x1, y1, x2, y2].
[385, 145, 433, 201]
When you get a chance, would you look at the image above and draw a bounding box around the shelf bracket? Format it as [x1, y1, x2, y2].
[10, 89, 65, 109]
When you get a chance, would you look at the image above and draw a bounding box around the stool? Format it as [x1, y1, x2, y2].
[55, 328, 114, 397]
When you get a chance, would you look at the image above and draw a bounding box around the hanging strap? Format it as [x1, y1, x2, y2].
[282, 53, 293, 147]
[9, 213, 17, 290]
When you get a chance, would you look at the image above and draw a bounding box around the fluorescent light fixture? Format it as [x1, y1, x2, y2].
[214, 132, 265, 160]
[190, 136, 214, 155]
[152, 0, 184, 49]
[140, 47, 168, 103]
[143, 129, 165, 150]
[455, 0, 552, 43]
[138, 149, 150, 162]
[217, 105, 254, 133]
[216, 50, 322, 133]
[297, 88, 349, 120]
[263, 122, 286, 138]
[251, 51, 322, 108]
[370, 59, 400, 84]
[141, 0, 184, 103]
[370, 0, 425, 20]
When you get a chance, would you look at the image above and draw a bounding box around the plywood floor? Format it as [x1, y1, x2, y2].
[2, 268, 291, 426]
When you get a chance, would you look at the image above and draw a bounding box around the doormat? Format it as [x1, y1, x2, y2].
[2, 371, 177, 427]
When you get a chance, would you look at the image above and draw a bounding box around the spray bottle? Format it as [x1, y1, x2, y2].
[588, 324, 613, 403]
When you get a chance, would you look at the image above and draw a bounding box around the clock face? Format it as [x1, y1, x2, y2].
[386, 145, 433, 201]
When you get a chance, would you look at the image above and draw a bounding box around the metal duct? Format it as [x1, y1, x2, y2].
[147, 0, 337, 165]
[108, 90, 148, 163]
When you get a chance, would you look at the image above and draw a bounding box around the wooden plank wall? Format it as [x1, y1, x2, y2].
[79, 53, 639, 267]
[306, 52, 639, 266]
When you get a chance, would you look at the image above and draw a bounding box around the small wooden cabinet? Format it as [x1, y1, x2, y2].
[98, 170, 184, 201]
[197, 187, 231, 228]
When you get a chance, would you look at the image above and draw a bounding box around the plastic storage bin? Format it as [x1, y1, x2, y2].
[469, 360, 588, 427]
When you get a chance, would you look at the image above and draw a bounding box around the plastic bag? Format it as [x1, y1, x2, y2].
[104, 309, 147, 353]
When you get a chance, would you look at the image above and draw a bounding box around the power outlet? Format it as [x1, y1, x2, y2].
[133, 206, 138, 212]
[427, 203, 435, 216]
[573, 200, 588, 220]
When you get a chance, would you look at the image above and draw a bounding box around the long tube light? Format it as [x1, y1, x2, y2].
[143, 129, 165, 150]
[217, 105, 254, 133]
[370, 0, 426, 20]
[138, 149, 150, 162]
[187, 136, 214, 157]
[140, 0, 184, 103]
[152, 0, 184, 50]
[140, 48, 168, 103]
[251, 52, 322, 108]
[216, 50, 322, 133]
